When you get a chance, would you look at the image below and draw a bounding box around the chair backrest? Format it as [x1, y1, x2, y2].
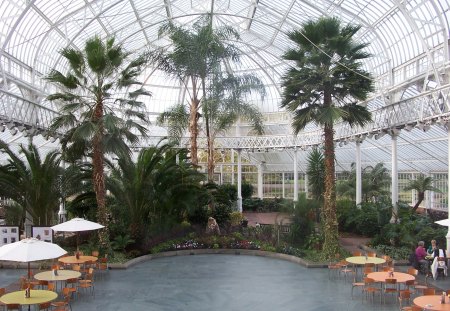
[412, 306, 422, 311]
[62, 287, 71, 298]
[367, 252, 376, 257]
[399, 290, 411, 299]
[385, 278, 397, 285]
[0, 287, 5, 296]
[72, 264, 81, 272]
[407, 267, 418, 276]
[38, 302, 51, 310]
[363, 267, 373, 275]
[363, 277, 375, 285]
[6, 304, 20, 310]
[353, 251, 362, 256]
[423, 288, 436, 295]
[47, 282, 55, 292]
[91, 250, 99, 257]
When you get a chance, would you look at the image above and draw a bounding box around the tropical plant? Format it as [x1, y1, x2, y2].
[107, 143, 205, 240]
[111, 234, 135, 252]
[201, 70, 265, 181]
[337, 162, 390, 202]
[45, 36, 151, 251]
[156, 14, 241, 167]
[281, 17, 374, 259]
[404, 175, 442, 211]
[306, 148, 325, 202]
[0, 140, 63, 226]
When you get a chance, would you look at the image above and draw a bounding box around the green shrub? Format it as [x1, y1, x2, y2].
[241, 183, 254, 199]
[372, 245, 411, 260]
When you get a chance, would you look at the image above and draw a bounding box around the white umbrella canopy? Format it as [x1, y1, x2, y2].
[51, 217, 104, 232]
[435, 219, 450, 226]
[51, 217, 105, 251]
[0, 237, 67, 278]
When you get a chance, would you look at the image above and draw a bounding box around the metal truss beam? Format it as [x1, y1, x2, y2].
[2, 84, 450, 150]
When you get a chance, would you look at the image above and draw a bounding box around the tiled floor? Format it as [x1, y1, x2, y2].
[2, 254, 441, 311]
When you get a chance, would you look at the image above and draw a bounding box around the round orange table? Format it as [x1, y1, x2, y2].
[58, 255, 98, 264]
[414, 295, 450, 310]
[0, 290, 57, 309]
[345, 256, 386, 265]
[366, 271, 415, 283]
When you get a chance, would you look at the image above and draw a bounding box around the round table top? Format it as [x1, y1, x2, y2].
[414, 295, 450, 310]
[366, 271, 415, 283]
[345, 256, 386, 265]
[34, 269, 81, 281]
[58, 255, 98, 264]
[0, 290, 57, 305]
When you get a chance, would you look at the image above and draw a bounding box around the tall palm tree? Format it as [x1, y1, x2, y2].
[0, 141, 63, 226]
[404, 175, 441, 211]
[159, 70, 265, 181]
[107, 143, 204, 239]
[203, 71, 265, 181]
[45, 36, 151, 251]
[281, 17, 374, 259]
[156, 14, 241, 166]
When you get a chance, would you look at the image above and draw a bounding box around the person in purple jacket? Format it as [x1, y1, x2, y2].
[416, 241, 429, 274]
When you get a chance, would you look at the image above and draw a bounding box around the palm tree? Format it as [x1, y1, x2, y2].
[159, 70, 265, 181]
[107, 143, 205, 239]
[0, 141, 63, 226]
[404, 175, 441, 211]
[203, 71, 265, 181]
[337, 162, 390, 202]
[45, 36, 151, 251]
[281, 17, 374, 259]
[156, 14, 241, 166]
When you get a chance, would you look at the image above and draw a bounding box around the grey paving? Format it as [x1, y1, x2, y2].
[3, 254, 450, 310]
[0, 254, 414, 311]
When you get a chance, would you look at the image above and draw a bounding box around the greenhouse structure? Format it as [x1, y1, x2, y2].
[1, 2, 450, 233]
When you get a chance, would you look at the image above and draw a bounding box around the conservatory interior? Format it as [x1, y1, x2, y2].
[1, 0, 450, 310]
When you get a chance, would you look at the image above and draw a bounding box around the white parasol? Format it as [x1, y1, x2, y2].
[51, 217, 104, 250]
[0, 237, 67, 278]
[51, 217, 104, 232]
[435, 219, 450, 226]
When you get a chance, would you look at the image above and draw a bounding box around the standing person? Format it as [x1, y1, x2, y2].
[416, 241, 429, 274]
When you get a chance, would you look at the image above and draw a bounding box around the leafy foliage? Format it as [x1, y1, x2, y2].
[0, 140, 63, 226]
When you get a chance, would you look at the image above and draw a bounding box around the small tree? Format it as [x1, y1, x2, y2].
[404, 175, 442, 211]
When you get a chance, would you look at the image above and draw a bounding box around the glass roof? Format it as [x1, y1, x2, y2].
[1, 0, 450, 172]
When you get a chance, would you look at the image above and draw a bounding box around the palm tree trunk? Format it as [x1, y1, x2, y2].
[189, 98, 199, 166]
[322, 93, 339, 259]
[207, 134, 214, 182]
[93, 96, 110, 252]
[412, 192, 425, 211]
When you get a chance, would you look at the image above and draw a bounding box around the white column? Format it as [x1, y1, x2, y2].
[305, 174, 309, 198]
[390, 134, 399, 223]
[356, 141, 362, 205]
[293, 148, 298, 202]
[282, 172, 285, 198]
[231, 150, 235, 185]
[447, 125, 450, 256]
[258, 162, 263, 199]
[237, 148, 242, 212]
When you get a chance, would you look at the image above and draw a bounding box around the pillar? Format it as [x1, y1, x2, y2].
[282, 172, 285, 198]
[293, 148, 298, 202]
[356, 141, 362, 205]
[447, 125, 450, 255]
[258, 162, 263, 199]
[390, 134, 399, 223]
[237, 148, 242, 212]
